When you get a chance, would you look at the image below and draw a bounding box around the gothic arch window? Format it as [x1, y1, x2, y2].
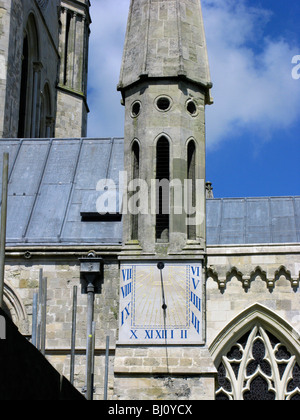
[18, 33, 29, 137]
[187, 140, 196, 240]
[156, 136, 170, 242]
[211, 305, 300, 400]
[131, 141, 140, 240]
[18, 14, 40, 138]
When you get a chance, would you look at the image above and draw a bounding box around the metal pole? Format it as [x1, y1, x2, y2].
[91, 321, 96, 401]
[70, 285, 77, 385]
[32, 292, 38, 347]
[0, 153, 9, 309]
[37, 268, 43, 351]
[40, 276, 47, 356]
[104, 335, 110, 400]
[86, 282, 95, 400]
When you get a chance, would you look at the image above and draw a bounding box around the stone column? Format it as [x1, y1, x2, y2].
[31, 62, 43, 138]
[76, 15, 85, 93]
[66, 12, 76, 89]
[59, 7, 67, 84]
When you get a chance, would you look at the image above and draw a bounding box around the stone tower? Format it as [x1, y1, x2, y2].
[118, 0, 213, 255]
[55, 0, 91, 138]
[114, 0, 216, 400]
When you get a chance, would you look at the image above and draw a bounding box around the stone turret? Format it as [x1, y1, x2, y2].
[55, 0, 91, 138]
[119, 0, 213, 256]
[114, 0, 216, 400]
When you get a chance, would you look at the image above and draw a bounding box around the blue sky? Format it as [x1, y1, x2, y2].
[87, 0, 300, 198]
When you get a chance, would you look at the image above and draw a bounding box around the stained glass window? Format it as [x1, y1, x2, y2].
[216, 326, 300, 400]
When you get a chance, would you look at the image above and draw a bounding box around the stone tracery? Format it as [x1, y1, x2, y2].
[215, 325, 300, 400]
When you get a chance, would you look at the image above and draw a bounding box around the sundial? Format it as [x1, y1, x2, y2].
[118, 261, 204, 345]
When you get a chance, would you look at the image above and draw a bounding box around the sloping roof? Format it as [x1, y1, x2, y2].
[0, 138, 124, 246]
[0, 138, 299, 247]
[207, 197, 300, 245]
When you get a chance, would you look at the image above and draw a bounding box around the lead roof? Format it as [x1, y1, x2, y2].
[0, 138, 299, 247]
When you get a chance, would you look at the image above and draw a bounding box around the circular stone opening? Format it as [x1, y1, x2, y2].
[131, 101, 141, 117]
[187, 100, 197, 116]
[156, 96, 171, 111]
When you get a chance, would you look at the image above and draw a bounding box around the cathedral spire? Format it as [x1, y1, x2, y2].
[118, 0, 213, 104]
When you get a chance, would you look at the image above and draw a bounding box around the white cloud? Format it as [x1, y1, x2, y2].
[87, 0, 300, 148]
[87, 0, 130, 138]
[202, 0, 300, 147]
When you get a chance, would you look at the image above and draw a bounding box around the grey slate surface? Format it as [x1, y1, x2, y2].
[207, 197, 300, 245]
[0, 138, 299, 246]
[0, 138, 124, 246]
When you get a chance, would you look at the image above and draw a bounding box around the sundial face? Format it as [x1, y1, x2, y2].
[118, 262, 204, 345]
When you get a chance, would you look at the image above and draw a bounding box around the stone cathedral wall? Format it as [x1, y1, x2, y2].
[2, 243, 299, 399]
[0, 0, 60, 138]
[207, 244, 300, 351]
[3, 254, 120, 400]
